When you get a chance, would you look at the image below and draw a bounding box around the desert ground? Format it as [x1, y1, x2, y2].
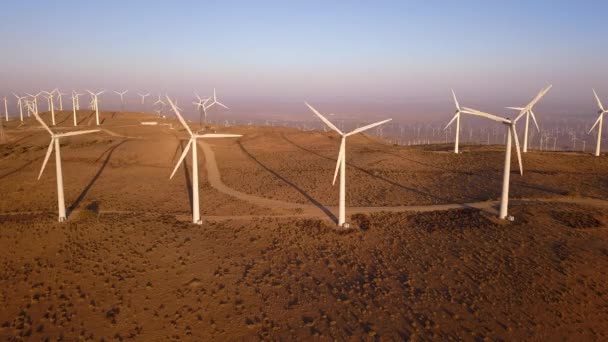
[1, 110, 607, 340]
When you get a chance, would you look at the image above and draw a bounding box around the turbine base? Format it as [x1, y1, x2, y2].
[58, 216, 66, 222]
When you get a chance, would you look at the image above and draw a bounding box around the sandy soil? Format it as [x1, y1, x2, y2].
[0, 110, 607, 340]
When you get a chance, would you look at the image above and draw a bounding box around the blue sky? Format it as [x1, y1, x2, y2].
[1, 1, 607, 119]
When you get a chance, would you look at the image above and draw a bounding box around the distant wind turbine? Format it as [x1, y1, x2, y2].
[167, 96, 242, 224]
[138, 92, 150, 105]
[306, 102, 391, 227]
[42, 91, 57, 125]
[506, 85, 552, 153]
[444, 89, 463, 153]
[86, 90, 105, 126]
[114, 90, 129, 110]
[13, 93, 25, 121]
[461, 107, 525, 220]
[32, 110, 99, 221]
[589, 89, 608, 157]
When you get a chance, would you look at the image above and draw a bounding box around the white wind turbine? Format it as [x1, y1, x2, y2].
[444, 89, 463, 153]
[306, 102, 391, 227]
[506, 84, 552, 153]
[73, 91, 83, 110]
[3, 96, 8, 121]
[202, 88, 229, 122]
[13, 94, 25, 121]
[54, 89, 66, 111]
[193, 92, 210, 124]
[26, 92, 42, 117]
[71, 92, 79, 126]
[589, 89, 608, 157]
[86, 90, 105, 125]
[138, 92, 150, 106]
[32, 110, 99, 222]
[461, 106, 525, 220]
[114, 90, 129, 110]
[167, 96, 242, 224]
[42, 91, 57, 125]
[153, 95, 166, 116]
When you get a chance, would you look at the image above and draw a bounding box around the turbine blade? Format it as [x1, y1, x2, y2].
[216, 101, 229, 109]
[55, 130, 100, 138]
[444, 113, 458, 131]
[461, 107, 510, 124]
[38, 139, 55, 180]
[593, 89, 605, 112]
[32, 111, 54, 135]
[530, 110, 540, 132]
[511, 125, 523, 175]
[346, 119, 392, 136]
[170, 140, 192, 179]
[332, 139, 345, 186]
[506, 107, 525, 111]
[451, 89, 460, 110]
[305, 102, 343, 135]
[166, 96, 193, 136]
[589, 114, 602, 134]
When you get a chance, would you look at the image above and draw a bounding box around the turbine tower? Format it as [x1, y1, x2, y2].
[3, 96, 8, 121]
[589, 89, 608, 157]
[461, 107, 525, 220]
[167, 96, 242, 224]
[86, 90, 105, 126]
[444, 89, 463, 153]
[506, 85, 552, 153]
[306, 102, 391, 227]
[32, 111, 99, 221]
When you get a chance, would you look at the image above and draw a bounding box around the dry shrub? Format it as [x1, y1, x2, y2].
[550, 211, 602, 229]
[351, 213, 370, 230]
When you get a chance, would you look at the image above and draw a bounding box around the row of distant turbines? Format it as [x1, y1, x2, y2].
[5, 87, 608, 228]
[2, 88, 228, 128]
[445, 86, 608, 158]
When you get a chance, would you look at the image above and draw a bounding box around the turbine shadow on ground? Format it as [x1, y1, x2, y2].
[0, 157, 42, 180]
[237, 140, 339, 223]
[359, 134, 569, 197]
[280, 133, 471, 207]
[77, 111, 95, 126]
[67, 140, 128, 216]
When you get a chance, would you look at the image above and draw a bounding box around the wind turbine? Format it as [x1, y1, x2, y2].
[589, 89, 608, 157]
[444, 89, 463, 153]
[153, 95, 166, 116]
[54, 89, 66, 111]
[114, 90, 128, 110]
[461, 107, 524, 220]
[506, 85, 552, 153]
[305, 102, 391, 227]
[42, 91, 56, 125]
[86, 90, 105, 125]
[13, 93, 25, 121]
[73, 91, 83, 110]
[26, 92, 42, 117]
[71, 92, 79, 126]
[3, 96, 8, 121]
[193, 92, 210, 124]
[202, 88, 229, 122]
[167, 96, 242, 224]
[138, 92, 150, 106]
[32, 110, 99, 222]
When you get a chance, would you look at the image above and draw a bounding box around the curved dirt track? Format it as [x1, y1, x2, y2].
[198, 140, 608, 222]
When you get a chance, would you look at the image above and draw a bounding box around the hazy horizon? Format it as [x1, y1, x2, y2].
[1, 1, 608, 121]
